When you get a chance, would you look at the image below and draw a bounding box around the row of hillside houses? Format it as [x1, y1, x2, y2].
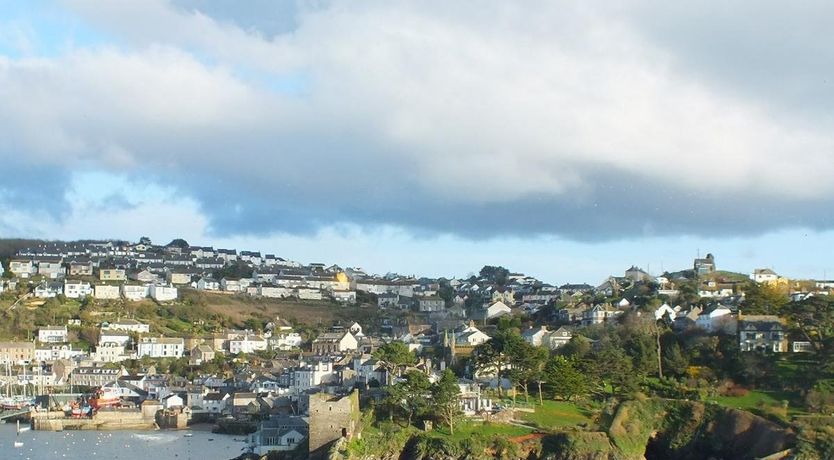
[31, 280, 178, 301]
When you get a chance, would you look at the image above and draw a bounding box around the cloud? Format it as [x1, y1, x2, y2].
[1, 1, 834, 242]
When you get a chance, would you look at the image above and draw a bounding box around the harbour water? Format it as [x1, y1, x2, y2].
[0, 423, 246, 460]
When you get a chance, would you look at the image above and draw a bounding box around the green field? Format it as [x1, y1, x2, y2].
[429, 421, 534, 440]
[517, 400, 595, 430]
[708, 389, 806, 416]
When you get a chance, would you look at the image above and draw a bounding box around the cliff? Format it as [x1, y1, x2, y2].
[340, 399, 796, 460]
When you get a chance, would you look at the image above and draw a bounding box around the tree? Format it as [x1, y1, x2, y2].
[662, 342, 689, 377]
[479, 266, 510, 286]
[508, 340, 548, 404]
[473, 331, 524, 397]
[373, 341, 416, 385]
[431, 369, 461, 435]
[544, 356, 590, 401]
[742, 281, 789, 315]
[166, 238, 189, 249]
[400, 370, 432, 425]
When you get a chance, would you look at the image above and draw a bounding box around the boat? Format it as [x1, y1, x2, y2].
[183, 433, 193, 438]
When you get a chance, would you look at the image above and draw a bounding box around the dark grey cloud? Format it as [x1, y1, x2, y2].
[626, 1, 834, 116]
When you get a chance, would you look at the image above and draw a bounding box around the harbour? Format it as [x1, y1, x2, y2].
[0, 422, 243, 459]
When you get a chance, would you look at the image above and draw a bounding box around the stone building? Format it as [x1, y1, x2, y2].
[308, 390, 359, 456]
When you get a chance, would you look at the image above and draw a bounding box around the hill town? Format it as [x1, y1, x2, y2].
[0, 237, 831, 459]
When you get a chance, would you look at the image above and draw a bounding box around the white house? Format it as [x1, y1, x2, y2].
[270, 332, 303, 351]
[751, 268, 779, 284]
[696, 306, 736, 334]
[94, 284, 121, 300]
[482, 301, 512, 319]
[149, 284, 178, 302]
[122, 284, 149, 301]
[197, 277, 220, 291]
[34, 282, 62, 298]
[220, 278, 242, 292]
[64, 280, 92, 299]
[99, 331, 131, 347]
[9, 259, 34, 278]
[95, 342, 131, 363]
[454, 323, 491, 346]
[229, 335, 268, 354]
[521, 326, 549, 347]
[103, 319, 150, 334]
[35, 344, 84, 362]
[330, 289, 357, 303]
[203, 392, 230, 414]
[38, 326, 68, 343]
[162, 394, 184, 409]
[291, 360, 338, 391]
[137, 337, 185, 358]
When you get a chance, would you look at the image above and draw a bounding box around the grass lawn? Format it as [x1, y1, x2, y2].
[517, 400, 595, 430]
[708, 389, 806, 416]
[430, 421, 534, 440]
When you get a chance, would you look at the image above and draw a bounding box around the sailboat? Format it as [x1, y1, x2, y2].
[14, 420, 24, 448]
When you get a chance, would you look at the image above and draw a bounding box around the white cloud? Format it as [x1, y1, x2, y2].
[1, 1, 834, 239]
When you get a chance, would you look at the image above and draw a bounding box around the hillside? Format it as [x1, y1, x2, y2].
[0, 287, 378, 345]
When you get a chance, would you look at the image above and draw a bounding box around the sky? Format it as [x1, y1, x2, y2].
[1, 1, 834, 284]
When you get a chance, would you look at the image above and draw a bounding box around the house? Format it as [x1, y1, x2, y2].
[94, 284, 121, 300]
[197, 277, 220, 291]
[168, 270, 194, 285]
[70, 367, 127, 387]
[582, 304, 622, 326]
[34, 281, 63, 298]
[739, 315, 787, 353]
[37, 258, 64, 278]
[418, 296, 445, 312]
[149, 284, 178, 301]
[452, 323, 491, 346]
[624, 266, 652, 283]
[220, 277, 242, 292]
[330, 289, 357, 303]
[694, 254, 716, 275]
[522, 326, 549, 347]
[162, 393, 185, 409]
[122, 284, 149, 301]
[94, 342, 131, 363]
[64, 280, 92, 299]
[270, 332, 303, 351]
[190, 344, 215, 365]
[480, 301, 512, 320]
[291, 359, 338, 391]
[544, 326, 573, 350]
[137, 337, 185, 358]
[595, 277, 621, 297]
[296, 288, 323, 300]
[9, 259, 35, 278]
[229, 335, 268, 354]
[0, 341, 35, 365]
[99, 268, 126, 281]
[311, 331, 358, 354]
[99, 331, 131, 347]
[35, 344, 84, 362]
[129, 269, 158, 283]
[377, 293, 399, 309]
[251, 416, 309, 455]
[751, 268, 779, 284]
[38, 326, 68, 343]
[103, 319, 150, 334]
[203, 392, 230, 414]
[67, 259, 94, 276]
[696, 306, 735, 334]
